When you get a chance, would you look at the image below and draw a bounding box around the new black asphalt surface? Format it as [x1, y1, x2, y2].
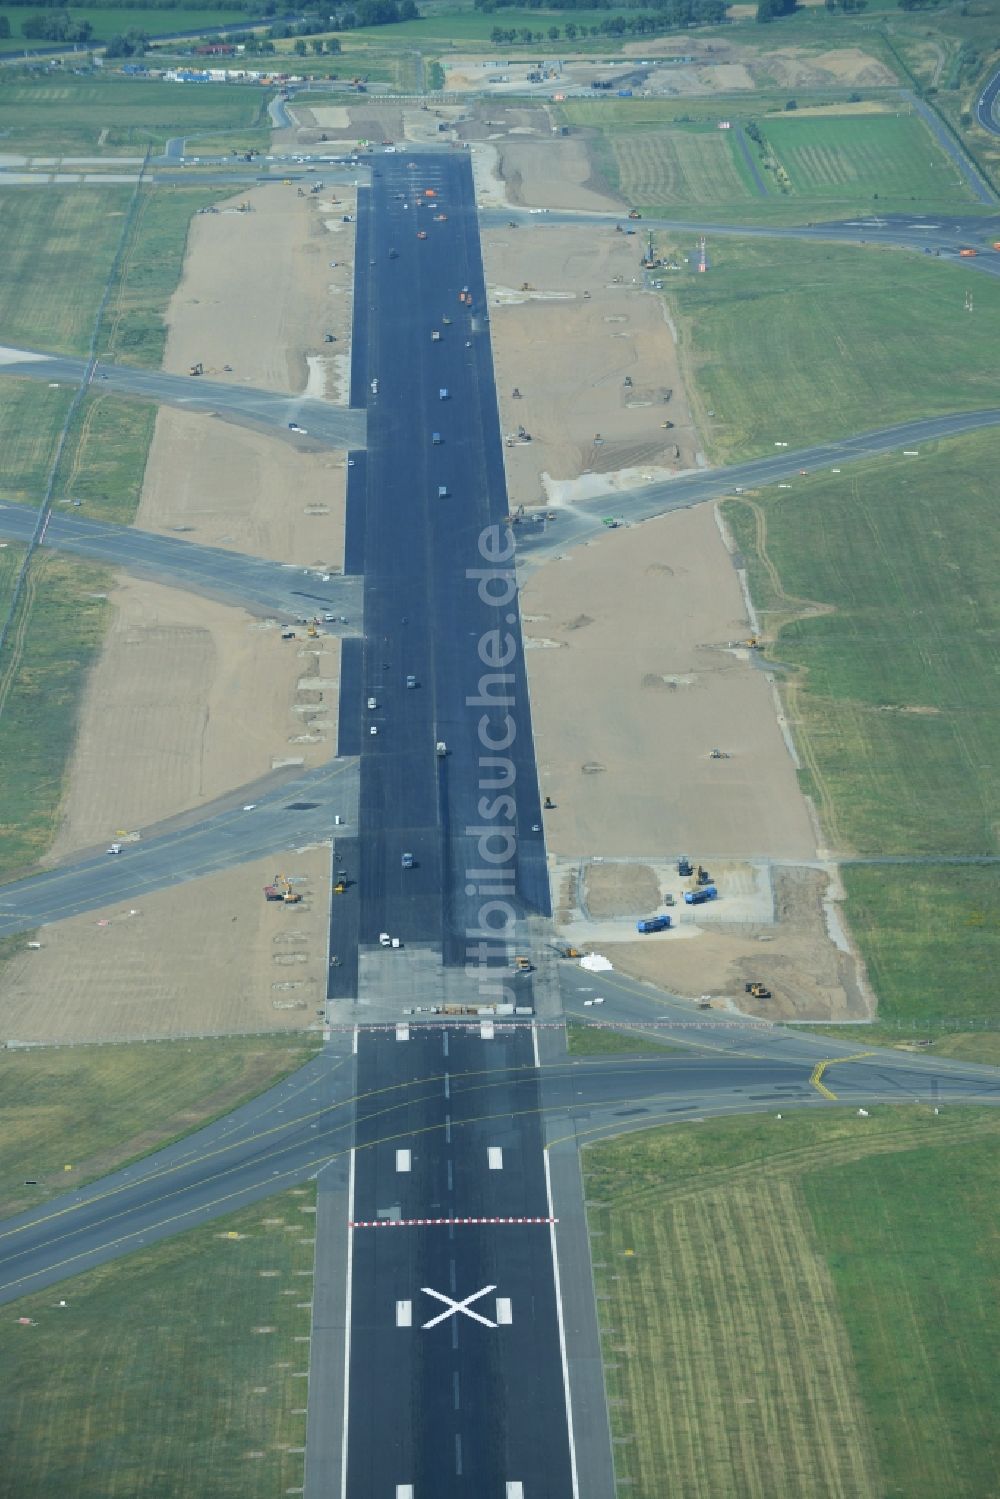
[0, 347, 367, 449]
[350, 151, 547, 967]
[0, 501, 363, 623]
[976, 66, 1000, 137]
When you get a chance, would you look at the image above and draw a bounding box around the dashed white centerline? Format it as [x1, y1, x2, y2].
[488, 1146, 503, 1171]
[444, 1072, 451, 1100]
[531, 1023, 540, 1069]
[447, 1160, 453, 1192]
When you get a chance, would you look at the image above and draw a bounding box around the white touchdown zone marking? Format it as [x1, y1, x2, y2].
[396, 1149, 411, 1173]
[395, 1300, 412, 1328]
[395, 1023, 410, 1042]
[488, 1146, 503, 1171]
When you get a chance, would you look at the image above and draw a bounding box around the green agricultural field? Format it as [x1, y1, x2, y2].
[0, 1036, 322, 1221]
[0, 75, 267, 155]
[762, 112, 974, 206]
[0, 186, 134, 354]
[0, 1187, 316, 1498]
[609, 124, 754, 208]
[667, 238, 998, 460]
[584, 1107, 1000, 1499]
[722, 432, 1000, 858]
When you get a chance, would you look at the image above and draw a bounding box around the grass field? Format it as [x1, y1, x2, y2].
[52, 393, 157, 521]
[564, 100, 987, 222]
[100, 184, 229, 366]
[583, 1106, 1000, 1499]
[0, 1035, 321, 1221]
[0, 1186, 316, 1497]
[762, 112, 974, 206]
[566, 1021, 683, 1056]
[667, 238, 998, 461]
[840, 866, 1000, 1029]
[722, 433, 1000, 857]
[0, 76, 267, 154]
[0, 186, 134, 355]
[0, 553, 114, 875]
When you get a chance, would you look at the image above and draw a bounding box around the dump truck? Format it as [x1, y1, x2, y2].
[637, 915, 671, 934]
[684, 885, 717, 905]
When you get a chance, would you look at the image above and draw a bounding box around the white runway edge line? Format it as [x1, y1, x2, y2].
[340, 1025, 358, 1499]
[544, 1148, 581, 1499]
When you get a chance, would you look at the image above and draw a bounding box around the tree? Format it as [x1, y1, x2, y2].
[293, 37, 307, 53]
[565, 20, 576, 39]
[399, 0, 418, 16]
[548, 24, 559, 39]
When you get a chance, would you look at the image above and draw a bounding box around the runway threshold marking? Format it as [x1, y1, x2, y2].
[810, 1053, 874, 1100]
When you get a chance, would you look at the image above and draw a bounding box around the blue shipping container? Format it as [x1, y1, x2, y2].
[637, 915, 670, 933]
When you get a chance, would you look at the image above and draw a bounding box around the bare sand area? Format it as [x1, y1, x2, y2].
[497, 137, 621, 213]
[163, 184, 355, 394]
[522, 504, 815, 862]
[47, 576, 339, 861]
[482, 224, 697, 496]
[137, 408, 345, 569]
[1, 848, 332, 1044]
[596, 867, 870, 1022]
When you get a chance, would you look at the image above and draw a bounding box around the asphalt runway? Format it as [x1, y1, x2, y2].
[0, 501, 364, 623]
[0, 347, 367, 449]
[0, 759, 359, 938]
[1, 1018, 996, 1307]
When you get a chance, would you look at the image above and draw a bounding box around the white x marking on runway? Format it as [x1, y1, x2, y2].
[420, 1284, 497, 1330]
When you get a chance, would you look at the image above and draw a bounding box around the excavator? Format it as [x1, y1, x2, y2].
[745, 982, 771, 999]
[264, 874, 302, 904]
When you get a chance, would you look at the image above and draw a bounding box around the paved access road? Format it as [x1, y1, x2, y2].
[0, 502, 363, 624]
[0, 759, 358, 939]
[513, 407, 1000, 567]
[977, 67, 1000, 137]
[0, 346, 367, 450]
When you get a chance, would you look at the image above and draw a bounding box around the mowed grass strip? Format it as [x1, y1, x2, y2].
[763, 113, 974, 205]
[51, 392, 157, 523]
[612, 127, 753, 207]
[721, 432, 1000, 857]
[584, 1108, 1000, 1499]
[566, 1020, 683, 1056]
[0, 381, 73, 501]
[0, 1036, 323, 1221]
[0, 1188, 317, 1499]
[804, 1136, 1000, 1498]
[669, 239, 999, 460]
[0, 186, 133, 355]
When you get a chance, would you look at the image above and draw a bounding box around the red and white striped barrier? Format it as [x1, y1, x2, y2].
[350, 1216, 557, 1229]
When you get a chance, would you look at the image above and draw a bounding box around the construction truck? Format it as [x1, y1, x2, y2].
[684, 885, 717, 906]
[189, 363, 203, 377]
[627, 209, 642, 220]
[745, 982, 771, 999]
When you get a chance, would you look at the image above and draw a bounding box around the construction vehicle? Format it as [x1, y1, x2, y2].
[189, 362, 203, 377]
[306, 621, 319, 639]
[324, 332, 335, 343]
[696, 865, 711, 885]
[623, 375, 633, 388]
[627, 209, 641, 220]
[684, 885, 717, 906]
[959, 247, 978, 257]
[543, 796, 555, 809]
[417, 230, 428, 240]
[637, 914, 670, 934]
[520, 282, 535, 292]
[641, 233, 663, 271]
[515, 956, 533, 972]
[742, 637, 761, 649]
[436, 740, 447, 757]
[678, 857, 693, 877]
[745, 982, 771, 999]
[555, 944, 581, 959]
[264, 874, 301, 905]
[697, 994, 712, 1009]
[709, 748, 731, 760]
[431, 330, 441, 341]
[333, 879, 347, 894]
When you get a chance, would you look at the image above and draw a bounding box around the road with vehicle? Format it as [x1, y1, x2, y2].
[0, 345, 367, 449]
[2, 140, 1000, 1499]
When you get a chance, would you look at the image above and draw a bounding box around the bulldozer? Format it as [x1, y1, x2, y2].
[745, 982, 771, 999]
[189, 362, 203, 377]
[306, 620, 320, 639]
